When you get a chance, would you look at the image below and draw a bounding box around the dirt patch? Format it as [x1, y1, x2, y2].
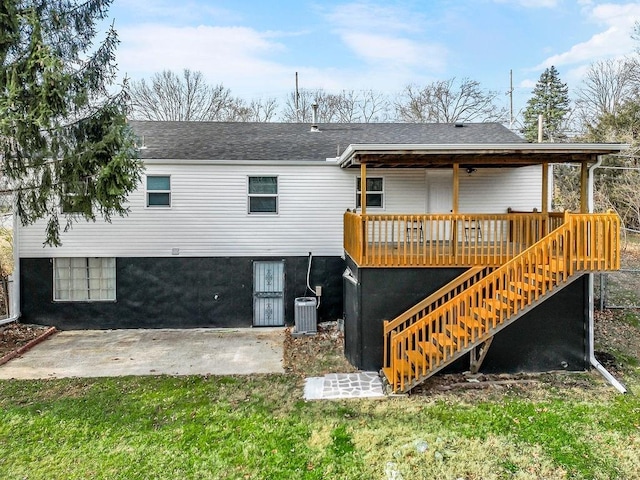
[283, 321, 357, 378]
[594, 310, 640, 365]
[0, 322, 54, 359]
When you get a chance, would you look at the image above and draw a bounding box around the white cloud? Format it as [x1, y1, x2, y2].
[519, 79, 537, 89]
[117, 24, 291, 96]
[340, 32, 446, 70]
[321, 2, 448, 72]
[535, 2, 640, 70]
[323, 2, 425, 33]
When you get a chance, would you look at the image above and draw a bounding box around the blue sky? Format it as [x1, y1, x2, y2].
[108, 0, 640, 118]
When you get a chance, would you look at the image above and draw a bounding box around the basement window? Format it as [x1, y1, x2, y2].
[146, 175, 171, 207]
[53, 257, 116, 301]
[248, 176, 278, 214]
[356, 177, 384, 208]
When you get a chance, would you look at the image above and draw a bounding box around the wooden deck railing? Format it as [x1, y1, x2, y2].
[383, 212, 621, 393]
[344, 211, 567, 267]
[382, 265, 492, 375]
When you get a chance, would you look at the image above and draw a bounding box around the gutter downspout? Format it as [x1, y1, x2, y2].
[0, 211, 21, 326]
[587, 155, 627, 393]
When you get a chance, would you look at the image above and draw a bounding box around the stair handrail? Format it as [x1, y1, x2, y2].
[383, 266, 491, 372]
[387, 212, 620, 392]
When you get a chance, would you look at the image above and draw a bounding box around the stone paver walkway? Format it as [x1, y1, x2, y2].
[304, 372, 386, 400]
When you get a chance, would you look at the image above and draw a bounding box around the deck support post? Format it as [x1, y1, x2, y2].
[469, 336, 494, 374]
[360, 162, 367, 215]
[360, 162, 367, 259]
[542, 162, 549, 234]
[452, 164, 459, 213]
[580, 162, 589, 213]
[452, 164, 459, 258]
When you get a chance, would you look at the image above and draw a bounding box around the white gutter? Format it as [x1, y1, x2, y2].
[0, 211, 21, 326]
[587, 155, 627, 393]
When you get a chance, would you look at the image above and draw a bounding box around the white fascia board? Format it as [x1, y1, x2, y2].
[337, 143, 630, 168]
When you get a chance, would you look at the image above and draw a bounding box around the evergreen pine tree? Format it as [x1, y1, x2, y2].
[522, 66, 571, 142]
[0, 0, 142, 245]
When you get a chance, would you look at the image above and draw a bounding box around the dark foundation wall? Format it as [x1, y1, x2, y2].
[344, 259, 589, 373]
[20, 256, 344, 330]
[478, 276, 588, 373]
[344, 262, 467, 370]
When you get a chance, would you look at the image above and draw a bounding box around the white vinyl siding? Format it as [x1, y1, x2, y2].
[54, 257, 116, 301]
[18, 164, 542, 258]
[458, 166, 543, 213]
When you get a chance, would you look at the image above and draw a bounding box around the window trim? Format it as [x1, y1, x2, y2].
[356, 176, 384, 210]
[247, 175, 279, 215]
[53, 257, 117, 302]
[146, 174, 172, 208]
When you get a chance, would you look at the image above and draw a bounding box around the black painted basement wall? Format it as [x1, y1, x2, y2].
[20, 256, 344, 330]
[344, 261, 589, 373]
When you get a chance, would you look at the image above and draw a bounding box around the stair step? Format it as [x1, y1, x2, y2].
[496, 290, 525, 302]
[417, 340, 442, 358]
[405, 349, 431, 375]
[511, 281, 539, 293]
[484, 299, 510, 312]
[523, 272, 553, 284]
[471, 307, 499, 320]
[458, 315, 486, 333]
[382, 366, 399, 383]
[432, 333, 457, 353]
[445, 324, 472, 347]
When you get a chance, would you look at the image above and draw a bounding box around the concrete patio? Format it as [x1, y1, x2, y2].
[0, 327, 285, 379]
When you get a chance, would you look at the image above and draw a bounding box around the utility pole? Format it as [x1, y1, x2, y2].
[510, 70, 514, 130]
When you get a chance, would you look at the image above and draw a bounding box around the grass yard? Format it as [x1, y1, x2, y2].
[0, 362, 639, 479]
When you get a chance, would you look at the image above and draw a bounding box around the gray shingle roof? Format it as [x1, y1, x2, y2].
[128, 121, 526, 161]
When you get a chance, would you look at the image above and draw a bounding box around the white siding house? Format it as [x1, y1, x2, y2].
[18, 121, 545, 331]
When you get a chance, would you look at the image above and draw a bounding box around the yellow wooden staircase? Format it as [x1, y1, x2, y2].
[382, 212, 621, 393]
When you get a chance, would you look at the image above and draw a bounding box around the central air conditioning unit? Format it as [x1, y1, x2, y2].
[294, 297, 317, 335]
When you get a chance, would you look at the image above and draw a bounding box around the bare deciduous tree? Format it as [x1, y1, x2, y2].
[130, 69, 274, 122]
[394, 78, 507, 123]
[245, 98, 279, 122]
[281, 89, 389, 123]
[575, 58, 640, 129]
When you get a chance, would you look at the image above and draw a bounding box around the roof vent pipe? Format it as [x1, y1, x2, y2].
[310, 103, 319, 132]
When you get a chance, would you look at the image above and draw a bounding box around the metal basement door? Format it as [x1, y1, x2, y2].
[253, 261, 285, 326]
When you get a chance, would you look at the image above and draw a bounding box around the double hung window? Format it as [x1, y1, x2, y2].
[248, 176, 278, 214]
[356, 177, 384, 208]
[147, 175, 171, 207]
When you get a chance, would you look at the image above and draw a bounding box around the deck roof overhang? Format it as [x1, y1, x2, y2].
[337, 143, 629, 168]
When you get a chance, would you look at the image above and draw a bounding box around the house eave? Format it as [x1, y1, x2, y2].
[337, 143, 630, 168]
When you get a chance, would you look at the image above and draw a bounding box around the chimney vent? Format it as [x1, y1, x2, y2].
[310, 103, 319, 132]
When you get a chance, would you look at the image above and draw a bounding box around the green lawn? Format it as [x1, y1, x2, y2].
[1, 371, 639, 479]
